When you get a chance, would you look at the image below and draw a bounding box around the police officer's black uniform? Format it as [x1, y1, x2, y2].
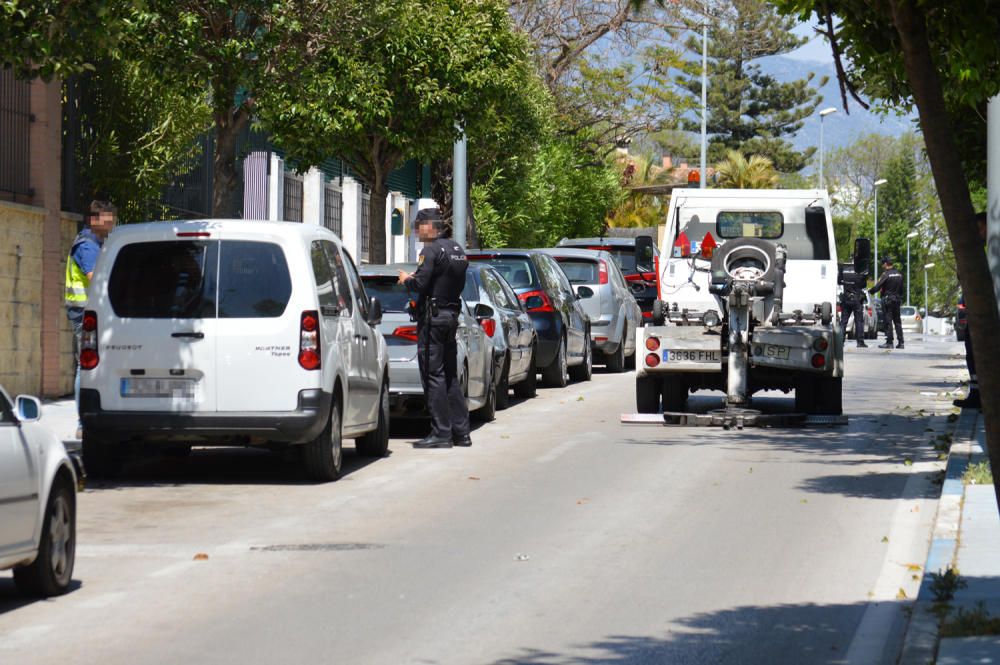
[870, 259, 905, 349]
[840, 270, 867, 347]
[404, 213, 470, 448]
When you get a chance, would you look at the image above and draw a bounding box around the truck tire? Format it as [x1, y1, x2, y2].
[794, 376, 816, 413]
[636, 375, 661, 413]
[814, 376, 843, 415]
[820, 302, 833, 326]
[662, 377, 688, 413]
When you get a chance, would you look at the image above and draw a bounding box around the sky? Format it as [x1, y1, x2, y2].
[786, 22, 834, 63]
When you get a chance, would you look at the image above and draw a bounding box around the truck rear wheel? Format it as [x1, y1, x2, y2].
[795, 376, 842, 415]
[662, 377, 688, 413]
[636, 375, 661, 413]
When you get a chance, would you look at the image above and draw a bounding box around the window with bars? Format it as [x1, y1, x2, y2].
[0, 67, 32, 201]
[283, 173, 303, 222]
[323, 184, 342, 236]
[360, 192, 370, 262]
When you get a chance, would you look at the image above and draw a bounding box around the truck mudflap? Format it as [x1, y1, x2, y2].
[621, 410, 848, 429]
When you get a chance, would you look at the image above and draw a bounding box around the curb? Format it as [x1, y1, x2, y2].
[898, 408, 979, 665]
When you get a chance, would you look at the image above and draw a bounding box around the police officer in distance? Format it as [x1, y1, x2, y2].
[869, 256, 905, 349]
[397, 208, 471, 448]
[839, 266, 868, 348]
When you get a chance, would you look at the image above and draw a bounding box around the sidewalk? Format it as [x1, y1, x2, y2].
[900, 408, 1000, 664]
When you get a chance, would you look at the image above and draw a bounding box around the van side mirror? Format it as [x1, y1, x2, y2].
[367, 297, 383, 326]
[853, 237, 872, 276]
[15, 395, 41, 422]
[635, 235, 655, 272]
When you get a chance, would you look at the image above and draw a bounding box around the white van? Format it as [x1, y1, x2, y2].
[79, 220, 390, 482]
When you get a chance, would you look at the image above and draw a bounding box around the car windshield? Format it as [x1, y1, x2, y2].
[360, 276, 412, 312]
[554, 258, 599, 284]
[468, 256, 535, 289]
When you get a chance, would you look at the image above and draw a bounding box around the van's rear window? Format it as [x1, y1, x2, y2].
[108, 240, 291, 319]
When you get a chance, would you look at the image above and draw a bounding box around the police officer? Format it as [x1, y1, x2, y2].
[397, 208, 471, 448]
[870, 256, 905, 349]
[839, 267, 868, 348]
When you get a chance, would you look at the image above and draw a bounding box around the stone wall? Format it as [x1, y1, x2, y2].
[0, 201, 77, 397]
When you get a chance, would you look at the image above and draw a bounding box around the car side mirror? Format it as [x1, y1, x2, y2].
[367, 297, 383, 326]
[576, 285, 595, 299]
[15, 395, 41, 422]
[473, 303, 495, 320]
[524, 295, 544, 311]
[635, 235, 655, 273]
[853, 237, 872, 276]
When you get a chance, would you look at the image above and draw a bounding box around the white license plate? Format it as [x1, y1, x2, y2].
[662, 349, 720, 363]
[120, 378, 196, 399]
[760, 344, 791, 360]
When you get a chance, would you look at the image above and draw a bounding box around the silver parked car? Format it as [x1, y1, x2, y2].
[360, 263, 499, 421]
[463, 263, 538, 407]
[540, 247, 641, 372]
[900, 305, 923, 333]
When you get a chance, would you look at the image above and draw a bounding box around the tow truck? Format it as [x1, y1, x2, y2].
[625, 188, 868, 428]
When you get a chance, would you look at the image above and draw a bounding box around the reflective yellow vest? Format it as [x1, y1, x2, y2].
[65, 250, 89, 307]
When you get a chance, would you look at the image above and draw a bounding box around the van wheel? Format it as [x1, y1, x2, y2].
[569, 332, 592, 382]
[304, 400, 343, 481]
[81, 432, 122, 480]
[606, 340, 625, 373]
[14, 480, 75, 597]
[356, 382, 390, 458]
[495, 355, 511, 410]
[514, 346, 537, 399]
[542, 337, 569, 388]
[636, 375, 661, 413]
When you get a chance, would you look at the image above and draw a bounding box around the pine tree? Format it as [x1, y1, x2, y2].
[877, 151, 922, 272]
[676, 0, 827, 173]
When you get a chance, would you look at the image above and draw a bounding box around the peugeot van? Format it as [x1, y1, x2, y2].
[79, 220, 389, 482]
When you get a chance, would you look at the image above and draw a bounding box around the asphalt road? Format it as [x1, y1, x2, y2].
[0, 336, 968, 665]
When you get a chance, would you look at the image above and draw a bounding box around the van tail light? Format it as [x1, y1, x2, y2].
[298, 310, 321, 370]
[598, 260, 609, 285]
[392, 326, 419, 343]
[80, 310, 99, 370]
[479, 318, 497, 337]
[518, 289, 555, 313]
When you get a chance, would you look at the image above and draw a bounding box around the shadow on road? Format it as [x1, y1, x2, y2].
[0, 579, 83, 615]
[489, 600, 905, 665]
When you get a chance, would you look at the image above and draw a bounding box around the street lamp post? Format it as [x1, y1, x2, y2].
[873, 178, 887, 282]
[699, 0, 708, 189]
[818, 107, 837, 188]
[905, 231, 918, 305]
[924, 262, 935, 335]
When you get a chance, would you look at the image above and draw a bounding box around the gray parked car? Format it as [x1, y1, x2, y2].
[360, 264, 499, 421]
[540, 248, 641, 372]
[462, 263, 538, 407]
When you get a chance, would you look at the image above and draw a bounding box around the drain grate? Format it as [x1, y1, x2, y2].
[251, 543, 385, 552]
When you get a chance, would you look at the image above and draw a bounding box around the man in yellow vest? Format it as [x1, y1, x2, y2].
[65, 200, 116, 437]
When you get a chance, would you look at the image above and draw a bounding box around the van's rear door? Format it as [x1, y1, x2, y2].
[99, 230, 219, 413]
[213, 229, 300, 413]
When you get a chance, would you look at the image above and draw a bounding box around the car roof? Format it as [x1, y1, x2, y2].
[557, 237, 637, 247]
[105, 219, 336, 239]
[360, 263, 418, 277]
[539, 247, 610, 261]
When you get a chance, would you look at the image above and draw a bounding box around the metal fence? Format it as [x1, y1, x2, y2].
[283, 172, 303, 222]
[0, 67, 32, 201]
[360, 190, 370, 262]
[323, 182, 342, 236]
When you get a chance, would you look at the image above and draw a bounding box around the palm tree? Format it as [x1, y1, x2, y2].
[714, 150, 779, 189]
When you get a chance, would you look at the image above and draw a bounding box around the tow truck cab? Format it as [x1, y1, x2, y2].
[635, 188, 846, 416]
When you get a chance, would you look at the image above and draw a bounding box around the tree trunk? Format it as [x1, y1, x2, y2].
[890, 0, 1000, 513]
[211, 103, 248, 219]
[367, 173, 389, 265]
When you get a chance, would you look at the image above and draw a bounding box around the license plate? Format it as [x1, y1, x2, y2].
[761, 344, 791, 360]
[120, 378, 196, 399]
[662, 349, 720, 363]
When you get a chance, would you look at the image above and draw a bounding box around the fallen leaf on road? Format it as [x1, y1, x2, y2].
[881, 536, 889, 543]
[800, 499, 808, 504]
[748, 467, 753, 473]
[468, 476, 480, 481]
[576, 396, 585, 401]
[514, 553, 530, 562]
[911, 505, 921, 512]
[896, 588, 908, 600]
[577, 498, 589, 505]
[500, 435, 510, 440]
[193, 553, 209, 561]
[912, 574, 921, 581]
[903, 458, 913, 466]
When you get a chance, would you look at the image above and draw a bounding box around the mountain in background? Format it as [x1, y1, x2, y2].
[755, 55, 916, 154]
